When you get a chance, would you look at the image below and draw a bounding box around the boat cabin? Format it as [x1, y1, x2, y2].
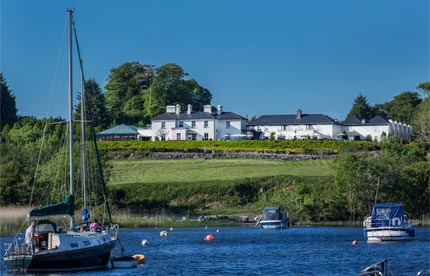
[262, 207, 287, 221]
[368, 203, 406, 228]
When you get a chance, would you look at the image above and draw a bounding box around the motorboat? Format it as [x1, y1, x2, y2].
[363, 203, 415, 242]
[257, 206, 289, 229]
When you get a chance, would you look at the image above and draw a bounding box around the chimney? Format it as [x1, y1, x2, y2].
[166, 105, 176, 113]
[361, 119, 366, 124]
[204, 105, 212, 113]
[217, 104, 223, 115]
[187, 104, 192, 114]
[296, 109, 302, 119]
[176, 104, 181, 115]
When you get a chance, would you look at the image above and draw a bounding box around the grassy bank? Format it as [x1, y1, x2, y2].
[108, 158, 334, 185]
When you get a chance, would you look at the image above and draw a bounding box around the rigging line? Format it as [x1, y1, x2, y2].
[29, 15, 69, 207]
[73, 19, 114, 224]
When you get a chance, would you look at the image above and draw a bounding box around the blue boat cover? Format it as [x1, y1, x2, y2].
[262, 207, 283, 220]
[370, 203, 404, 227]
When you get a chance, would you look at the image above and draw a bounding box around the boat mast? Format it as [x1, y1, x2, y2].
[67, 8, 75, 228]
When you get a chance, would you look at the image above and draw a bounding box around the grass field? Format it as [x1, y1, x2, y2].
[107, 158, 334, 185]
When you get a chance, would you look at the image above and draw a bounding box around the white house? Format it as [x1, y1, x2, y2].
[342, 115, 413, 142]
[248, 109, 343, 140]
[249, 109, 413, 141]
[148, 104, 248, 141]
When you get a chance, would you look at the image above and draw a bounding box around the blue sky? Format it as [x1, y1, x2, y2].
[1, 0, 429, 121]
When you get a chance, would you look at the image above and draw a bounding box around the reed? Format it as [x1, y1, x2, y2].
[0, 206, 29, 236]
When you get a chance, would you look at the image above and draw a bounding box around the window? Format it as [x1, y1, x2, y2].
[178, 121, 183, 128]
[161, 122, 166, 129]
[191, 133, 197, 140]
[226, 121, 231, 129]
[204, 121, 209, 128]
[176, 133, 181, 140]
[161, 135, 166, 141]
[191, 121, 196, 128]
[204, 133, 209, 140]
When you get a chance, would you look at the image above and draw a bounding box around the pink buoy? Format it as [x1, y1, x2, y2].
[204, 234, 214, 241]
[352, 240, 358, 245]
[170, 227, 174, 231]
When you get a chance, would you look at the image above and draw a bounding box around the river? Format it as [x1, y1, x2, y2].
[1, 226, 429, 275]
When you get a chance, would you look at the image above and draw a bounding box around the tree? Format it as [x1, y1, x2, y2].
[384, 91, 421, 124]
[75, 79, 109, 129]
[413, 82, 430, 144]
[346, 94, 374, 120]
[104, 62, 150, 125]
[0, 73, 18, 129]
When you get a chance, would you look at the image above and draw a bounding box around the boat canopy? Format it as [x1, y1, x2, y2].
[28, 194, 75, 217]
[262, 207, 283, 220]
[370, 203, 404, 226]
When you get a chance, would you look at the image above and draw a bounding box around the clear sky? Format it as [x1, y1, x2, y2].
[1, 0, 429, 122]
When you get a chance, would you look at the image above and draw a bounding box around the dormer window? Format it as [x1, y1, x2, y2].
[179, 121, 183, 128]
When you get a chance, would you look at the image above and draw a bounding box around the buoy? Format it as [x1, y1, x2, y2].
[204, 234, 214, 241]
[352, 240, 358, 245]
[141, 239, 149, 246]
[216, 229, 220, 233]
[170, 227, 174, 231]
[132, 254, 145, 264]
[160, 230, 168, 237]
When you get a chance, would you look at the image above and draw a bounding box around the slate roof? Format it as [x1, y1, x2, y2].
[151, 111, 247, 121]
[342, 115, 390, 126]
[97, 124, 139, 135]
[249, 114, 339, 126]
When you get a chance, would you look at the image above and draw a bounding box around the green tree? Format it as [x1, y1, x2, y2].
[0, 73, 18, 129]
[104, 62, 150, 125]
[384, 91, 421, 124]
[75, 79, 109, 129]
[413, 81, 430, 144]
[346, 94, 374, 120]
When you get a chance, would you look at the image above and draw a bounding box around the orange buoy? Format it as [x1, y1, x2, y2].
[204, 234, 214, 241]
[352, 240, 358, 245]
[132, 254, 145, 264]
[160, 230, 168, 237]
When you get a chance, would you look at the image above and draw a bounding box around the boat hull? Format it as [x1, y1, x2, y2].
[4, 231, 116, 273]
[364, 228, 415, 242]
[259, 219, 289, 229]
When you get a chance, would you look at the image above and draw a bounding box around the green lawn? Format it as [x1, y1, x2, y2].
[108, 158, 334, 185]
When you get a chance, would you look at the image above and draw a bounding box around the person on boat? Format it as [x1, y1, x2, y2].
[90, 219, 101, 231]
[25, 221, 37, 252]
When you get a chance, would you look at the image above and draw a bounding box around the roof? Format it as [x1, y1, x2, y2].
[342, 115, 390, 126]
[249, 114, 339, 126]
[151, 111, 247, 121]
[97, 124, 139, 135]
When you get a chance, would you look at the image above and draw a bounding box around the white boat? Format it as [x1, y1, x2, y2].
[363, 203, 415, 242]
[3, 9, 119, 273]
[258, 206, 290, 229]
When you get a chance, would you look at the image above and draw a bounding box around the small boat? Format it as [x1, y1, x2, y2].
[258, 206, 289, 229]
[359, 259, 388, 276]
[3, 9, 119, 273]
[111, 256, 139, 268]
[363, 203, 415, 242]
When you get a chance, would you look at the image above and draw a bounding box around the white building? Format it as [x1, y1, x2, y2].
[342, 115, 413, 142]
[148, 104, 248, 141]
[249, 109, 413, 142]
[249, 109, 343, 140]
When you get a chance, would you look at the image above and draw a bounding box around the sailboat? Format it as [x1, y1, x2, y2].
[4, 9, 119, 273]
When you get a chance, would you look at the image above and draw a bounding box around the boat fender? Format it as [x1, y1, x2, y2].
[391, 218, 401, 226]
[132, 254, 145, 264]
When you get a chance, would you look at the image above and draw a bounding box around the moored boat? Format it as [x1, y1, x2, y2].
[258, 206, 289, 229]
[363, 203, 415, 242]
[3, 9, 119, 273]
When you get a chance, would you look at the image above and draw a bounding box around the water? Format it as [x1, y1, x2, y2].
[1, 226, 429, 275]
